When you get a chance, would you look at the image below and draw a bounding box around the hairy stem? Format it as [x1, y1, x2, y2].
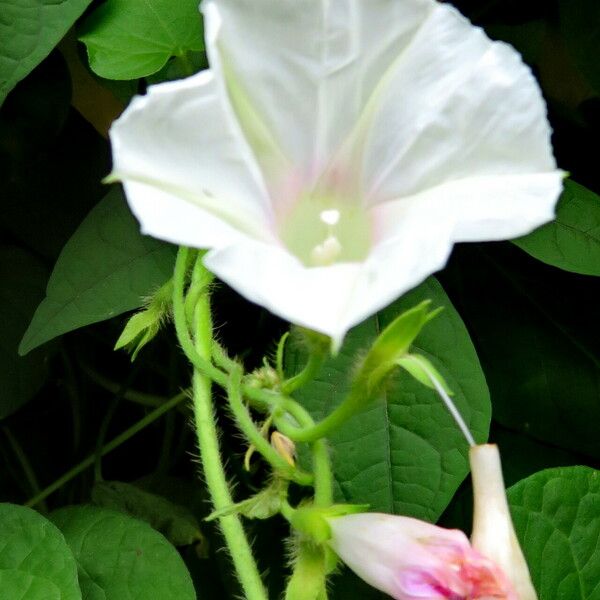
[180, 248, 268, 600]
[227, 366, 313, 486]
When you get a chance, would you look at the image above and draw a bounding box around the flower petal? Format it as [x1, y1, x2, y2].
[110, 70, 275, 248]
[202, 240, 363, 346]
[202, 0, 434, 181]
[328, 513, 471, 600]
[203, 209, 452, 346]
[373, 172, 564, 245]
[360, 3, 560, 206]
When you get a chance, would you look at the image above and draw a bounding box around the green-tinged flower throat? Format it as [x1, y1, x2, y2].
[280, 195, 372, 267]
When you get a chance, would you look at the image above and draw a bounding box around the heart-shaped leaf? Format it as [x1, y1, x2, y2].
[513, 180, 600, 276]
[0, 504, 81, 600]
[79, 0, 204, 80]
[285, 277, 490, 522]
[508, 466, 600, 599]
[20, 187, 175, 355]
[0, 0, 93, 104]
[51, 505, 195, 600]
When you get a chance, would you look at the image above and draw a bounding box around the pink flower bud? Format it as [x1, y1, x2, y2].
[328, 512, 516, 599]
[470, 444, 538, 599]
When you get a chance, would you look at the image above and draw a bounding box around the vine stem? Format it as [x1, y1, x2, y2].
[226, 366, 313, 486]
[176, 247, 268, 600]
[25, 390, 187, 508]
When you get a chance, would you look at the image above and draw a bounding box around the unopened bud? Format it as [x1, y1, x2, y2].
[327, 512, 516, 599]
[245, 365, 280, 389]
[270, 431, 296, 467]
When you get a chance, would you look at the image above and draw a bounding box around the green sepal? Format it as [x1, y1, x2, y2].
[294, 327, 332, 356]
[114, 279, 173, 360]
[291, 504, 369, 544]
[357, 300, 441, 393]
[206, 479, 286, 522]
[396, 354, 454, 395]
[114, 310, 161, 360]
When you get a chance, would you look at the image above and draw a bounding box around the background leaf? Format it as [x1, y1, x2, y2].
[508, 466, 600, 599]
[79, 0, 204, 80]
[285, 277, 490, 522]
[513, 180, 600, 276]
[0, 503, 81, 599]
[0, 0, 93, 104]
[51, 505, 196, 600]
[0, 247, 50, 419]
[20, 187, 175, 355]
[91, 481, 204, 547]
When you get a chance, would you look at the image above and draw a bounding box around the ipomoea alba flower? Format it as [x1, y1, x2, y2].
[328, 512, 516, 599]
[470, 444, 538, 599]
[109, 0, 563, 347]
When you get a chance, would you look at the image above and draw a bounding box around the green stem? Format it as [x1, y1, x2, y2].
[183, 249, 268, 600]
[275, 386, 365, 443]
[3, 428, 47, 512]
[282, 347, 326, 395]
[175, 51, 195, 76]
[227, 366, 313, 486]
[285, 542, 329, 600]
[213, 341, 238, 373]
[311, 439, 333, 507]
[79, 360, 165, 408]
[172, 248, 230, 388]
[25, 391, 187, 508]
[275, 332, 290, 379]
[94, 398, 119, 481]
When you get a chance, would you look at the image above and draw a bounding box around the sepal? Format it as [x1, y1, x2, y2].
[396, 353, 453, 395]
[114, 279, 173, 360]
[356, 301, 441, 393]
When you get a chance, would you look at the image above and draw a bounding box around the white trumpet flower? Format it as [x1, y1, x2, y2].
[109, 0, 563, 347]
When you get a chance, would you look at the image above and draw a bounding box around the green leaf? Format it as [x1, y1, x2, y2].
[0, 247, 50, 419]
[0, 0, 93, 104]
[559, 0, 600, 92]
[51, 505, 195, 600]
[20, 187, 176, 355]
[285, 277, 490, 521]
[91, 481, 203, 547]
[0, 503, 81, 599]
[79, 0, 204, 80]
[513, 180, 600, 276]
[508, 467, 600, 599]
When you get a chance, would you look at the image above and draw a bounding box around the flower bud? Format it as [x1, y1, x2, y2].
[270, 431, 296, 466]
[328, 513, 515, 599]
[470, 444, 538, 599]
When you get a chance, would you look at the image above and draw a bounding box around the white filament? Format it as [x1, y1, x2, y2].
[425, 369, 476, 447]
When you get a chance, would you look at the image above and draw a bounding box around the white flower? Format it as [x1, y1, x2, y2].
[109, 0, 563, 347]
[470, 444, 538, 599]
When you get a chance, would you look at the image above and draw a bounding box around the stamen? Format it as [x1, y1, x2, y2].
[320, 209, 341, 226]
[310, 235, 342, 266]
